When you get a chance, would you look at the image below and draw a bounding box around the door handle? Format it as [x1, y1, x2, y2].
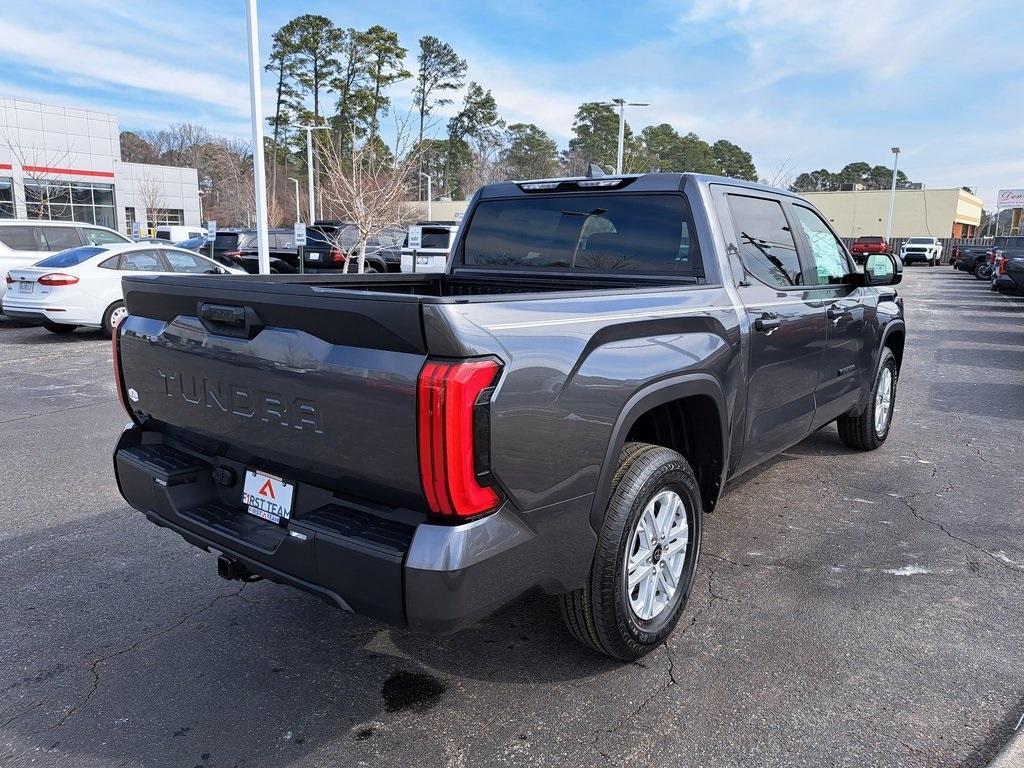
[753, 313, 781, 333]
[826, 303, 851, 322]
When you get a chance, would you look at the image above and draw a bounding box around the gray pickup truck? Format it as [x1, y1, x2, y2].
[112, 173, 905, 660]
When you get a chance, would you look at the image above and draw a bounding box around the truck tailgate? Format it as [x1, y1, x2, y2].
[119, 275, 428, 509]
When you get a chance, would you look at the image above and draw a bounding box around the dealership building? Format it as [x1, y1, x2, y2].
[0, 97, 201, 235]
[802, 187, 984, 239]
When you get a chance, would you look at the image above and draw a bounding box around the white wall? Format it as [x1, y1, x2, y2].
[115, 161, 202, 233]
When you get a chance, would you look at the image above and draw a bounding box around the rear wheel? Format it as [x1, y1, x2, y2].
[43, 321, 76, 335]
[559, 442, 703, 660]
[837, 348, 897, 450]
[102, 301, 127, 338]
[973, 263, 988, 280]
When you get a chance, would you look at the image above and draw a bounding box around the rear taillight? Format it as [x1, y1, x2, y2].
[998, 256, 1009, 275]
[417, 359, 502, 520]
[111, 325, 132, 418]
[223, 250, 243, 260]
[4, 273, 11, 285]
[38, 273, 79, 286]
[330, 246, 345, 263]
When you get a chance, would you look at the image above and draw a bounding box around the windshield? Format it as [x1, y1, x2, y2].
[462, 194, 701, 276]
[35, 246, 106, 267]
[907, 238, 935, 244]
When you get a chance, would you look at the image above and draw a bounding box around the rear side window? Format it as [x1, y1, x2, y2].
[726, 194, 803, 287]
[463, 194, 702, 276]
[36, 246, 106, 267]
[42, 227, 84, 251]
[0, 225, 42, 251]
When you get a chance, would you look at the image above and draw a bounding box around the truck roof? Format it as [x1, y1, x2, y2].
[478, 172, 797, 200]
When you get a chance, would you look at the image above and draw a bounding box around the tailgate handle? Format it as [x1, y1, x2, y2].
[199, 303, 245, 326]
[197, 303, 263, 339]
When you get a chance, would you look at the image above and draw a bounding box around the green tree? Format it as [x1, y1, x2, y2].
[568, 102, 624, 173]
[413, 36, 467, 148]
[712, 139, 757, 181]
[500, 123, 560, 180]
[446, 82, 503, 197]
[638, 123, 682, 171]
[330, 28, 371, 153]
[360, 25, 411, 143]
[265, 20, 302, 192]
[289, 15, 344, 121]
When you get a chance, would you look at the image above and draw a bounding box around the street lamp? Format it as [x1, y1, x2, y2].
[884, 146, 900, 242]
[298, 124, 329, 224]
[598, 98, 649, 175]
[419, 172, 433, 221]
[287, 177, 300, 223]
[244, 0, 270, 274]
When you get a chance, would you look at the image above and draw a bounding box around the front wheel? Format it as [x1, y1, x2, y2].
[837, 348, 898, 450]
[559, 443, 703, 660]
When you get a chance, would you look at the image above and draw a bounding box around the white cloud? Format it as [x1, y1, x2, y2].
[0, 16, 250, 109]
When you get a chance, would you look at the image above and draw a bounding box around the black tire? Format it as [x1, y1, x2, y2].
[559, 442, 703, 661]
[101, 301, 126, 339]
[837, 347, 898, 450]
[43, 321, 76, 335]
[973, 263, 988, 280]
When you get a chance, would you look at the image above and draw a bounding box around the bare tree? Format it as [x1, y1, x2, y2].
[0, 127, 74, 219]
[136, 173, 166, 235]
[317, 120, 420, 273]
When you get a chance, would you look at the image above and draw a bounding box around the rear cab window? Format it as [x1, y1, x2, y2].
[461, 193, 702, 278]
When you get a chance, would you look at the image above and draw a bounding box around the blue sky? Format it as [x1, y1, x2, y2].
[1, 0, 1021, 204]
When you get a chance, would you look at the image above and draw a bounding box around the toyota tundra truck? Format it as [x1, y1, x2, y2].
[112, 172, 905, 660]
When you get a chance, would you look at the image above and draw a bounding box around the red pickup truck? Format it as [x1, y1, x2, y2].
[850, 236, 892, 263]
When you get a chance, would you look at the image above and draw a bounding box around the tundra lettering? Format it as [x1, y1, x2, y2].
[115, 171, 905, 660]
[157, 369, 324, 434]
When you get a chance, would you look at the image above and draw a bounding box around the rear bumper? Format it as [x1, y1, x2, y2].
[113, 425, 594, 634]
[1, 298, 98, 326]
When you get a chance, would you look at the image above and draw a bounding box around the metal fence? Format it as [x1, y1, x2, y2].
[838, 237, 993, 264]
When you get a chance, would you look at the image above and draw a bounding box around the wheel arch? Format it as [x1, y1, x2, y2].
[880, 319, 906, 373]
[589, 373, 729, 533]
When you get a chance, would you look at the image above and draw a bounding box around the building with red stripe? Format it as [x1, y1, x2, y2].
[0, 97, 201, 235]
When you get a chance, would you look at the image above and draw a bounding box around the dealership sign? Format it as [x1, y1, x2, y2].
[997, 189, 1024, 208]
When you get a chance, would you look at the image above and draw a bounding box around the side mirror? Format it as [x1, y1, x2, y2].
[865, 252, 902, 286]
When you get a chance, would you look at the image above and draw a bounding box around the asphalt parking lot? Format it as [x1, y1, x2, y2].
[1, 268, 1023, 768]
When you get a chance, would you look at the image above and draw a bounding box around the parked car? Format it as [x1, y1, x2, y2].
[1002, 251, 1024, 294]
[111, 171, 905, 660]
[899, 237, 942, 266]
[400, 221, 460, 273]
[0, 219, 130, 302]
[953, 244, 993, 276]
[991, 243, 1024, 293]
[850, 236, 891, 263]
[208, 228, 296, 274]
[2, 242, 245, 336]
[304, 222, 402, 273]
[155, 225, 208, 242]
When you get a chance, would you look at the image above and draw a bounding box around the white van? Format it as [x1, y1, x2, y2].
[154, 225, 208, 242]
[0, 220, 130, 302]
[400, 222, 459, 273]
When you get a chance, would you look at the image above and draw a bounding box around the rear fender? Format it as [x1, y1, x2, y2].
[588, 373, 728, 533]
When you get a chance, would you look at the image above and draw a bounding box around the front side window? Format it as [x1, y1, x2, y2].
[81, 227, 129, 246]
[726, 195, 802, 287]
[163, 250, 208, 273]
[792, 205, 851, 285]
[463, 193, 702, 277]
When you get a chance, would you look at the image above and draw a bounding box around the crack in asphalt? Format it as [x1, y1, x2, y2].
[0, 701, 44, 729]
[898, 494, 1023, 575]
[38, 584, 248, 733]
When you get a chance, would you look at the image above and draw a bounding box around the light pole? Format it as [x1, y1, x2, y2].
[287, 177, 300, 222]
[419, 172, 433, 220]
[884, 146, 900, 242]
[245, 0, 270, 274]
[298, 124, 329, 224]
[599, 98, 649, 175]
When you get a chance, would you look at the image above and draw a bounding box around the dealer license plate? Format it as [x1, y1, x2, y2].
[241, 469, 295, 525]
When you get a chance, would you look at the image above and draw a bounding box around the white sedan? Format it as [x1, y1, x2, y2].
[2, 242, 247, 337]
